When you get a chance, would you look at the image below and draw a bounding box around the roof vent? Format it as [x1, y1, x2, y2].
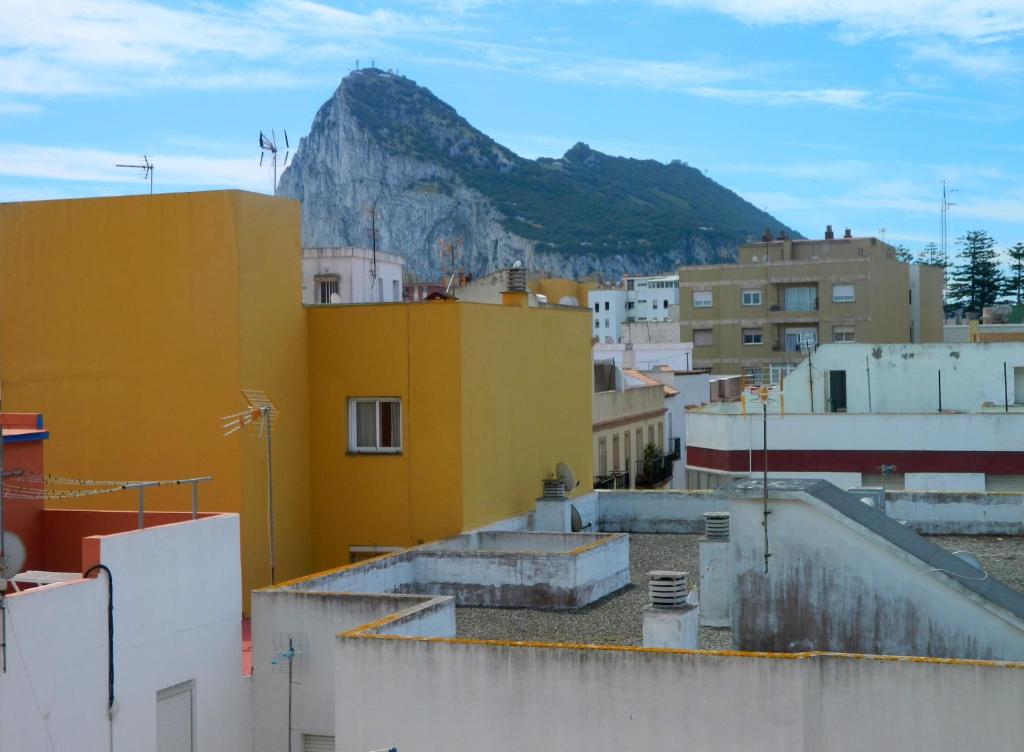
[648, 570, 688, 608]
[703, 512, 730, 541]
[542, 478, 566, 500]
[843, 228, 853, 239]
[506, 266, 527, 292]
[825, 224, 834, 240]
[761, 229, 773, 242]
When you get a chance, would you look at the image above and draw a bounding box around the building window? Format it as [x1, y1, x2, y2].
[742, 328, 763, 345]
[604, 301, 610, 311]
[392, 280, 400, 302]
[741, 289, 762, 306]
[663, 299, 669, 308]
[693, 328, 713, 347]
[348, 398, 401, 453]
[653, 301, 659, 309]
[832, 283, 855, 303]
[833, 327, 856, 343]
[594, 302, 600, 313]
[627, 279, 635, 290]
[626, 301, 635, 310]
[594, 320, 600, 328]
[605, 319, 610, 328]
[783, 286, 817, 311]
[315, 274, 340, 304]
[693, 290, 713, 308]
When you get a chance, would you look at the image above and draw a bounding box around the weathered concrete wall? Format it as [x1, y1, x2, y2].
[334, 636, 1024, 752]
[597, 490, 726, 532]
[252, 590, 454, 752]
[887, 491, 1024, 534]
[699, 538, 730, 627]
[731, 495, 1024, 660]
[276, 531, 629, 609]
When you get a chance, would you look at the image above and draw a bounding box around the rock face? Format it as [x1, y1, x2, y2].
[278, 69, 796, 281]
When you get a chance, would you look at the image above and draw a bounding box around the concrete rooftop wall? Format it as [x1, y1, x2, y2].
[334, 636, 1024, 752]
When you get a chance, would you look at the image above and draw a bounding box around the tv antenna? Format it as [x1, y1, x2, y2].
[437, 237, 464, 293]
[259, 130, 289, 193]
[364, 201, 381, 287]
[222, 389, 280, 583]
[115, 155, 154, 194]
[940, 180, 959, 269]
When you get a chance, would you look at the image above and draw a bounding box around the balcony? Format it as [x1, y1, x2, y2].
[634, 453, 674, 489]
[593, 470, 630, 490]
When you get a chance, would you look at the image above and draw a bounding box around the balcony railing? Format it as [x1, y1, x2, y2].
[635, 453, 674, 489]
[593, 470, 630, 490]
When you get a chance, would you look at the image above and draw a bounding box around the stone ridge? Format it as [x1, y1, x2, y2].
[278, 68, 797, 280]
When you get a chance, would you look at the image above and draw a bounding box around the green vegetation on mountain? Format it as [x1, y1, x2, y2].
[342, 69, 796, 259]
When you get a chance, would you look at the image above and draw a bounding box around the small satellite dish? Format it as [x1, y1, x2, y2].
[556, 462, 577, 491]
[570, 504, 583, 533]
[0, 531, 28, 582]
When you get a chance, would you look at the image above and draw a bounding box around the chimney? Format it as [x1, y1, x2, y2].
[825, 225, 834, 240]
[778, 230, 787, 240]
[843, 228, 852, 239]
[642, 571, 699, 649]
[501, 265, 529, 307]
[762, 229, 773, 242]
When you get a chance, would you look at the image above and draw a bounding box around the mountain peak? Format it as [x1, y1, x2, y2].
[279, 73, 797, 279]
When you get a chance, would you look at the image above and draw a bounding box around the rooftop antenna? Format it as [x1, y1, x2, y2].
[940, 180, 959, 269]
[115, 155, 154, 194]
[222, 390, 280, 583]
[259, 130, 289, 194]
[438, 237, 464, 293]
[364, 201, 380, 287]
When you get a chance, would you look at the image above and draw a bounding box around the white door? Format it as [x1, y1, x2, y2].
[303, 734, 335, 752]
[156, 682, 193, 752]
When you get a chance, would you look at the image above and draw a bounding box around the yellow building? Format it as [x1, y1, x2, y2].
[0, 190, 595, 591]
[0, 191, 311, 600]
[306, 292, 593, 568]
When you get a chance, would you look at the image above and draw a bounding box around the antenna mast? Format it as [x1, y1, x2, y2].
[259, 130, 290, 194]
[364, 202, 380, 287]
[940, 180, 959, 268]
[115, 155, 154, 194]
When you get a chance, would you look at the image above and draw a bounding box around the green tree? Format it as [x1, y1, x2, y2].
[1004, 242, 1024, 304]
[893, 244, 914, 263]
[947, 230, 1005, 314]
[916, 242, 946, 267]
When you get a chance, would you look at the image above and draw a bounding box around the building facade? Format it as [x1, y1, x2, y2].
[306, 292, 594, 568]
[677, 229, 945, 378]
[302, 246, 405, 304]
[590, 289, 628, 343]
[624, 274, 679, 322]
[685, 343, 1024, 491]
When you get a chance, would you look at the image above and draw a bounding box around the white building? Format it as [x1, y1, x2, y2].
[593, 342, 694, 372]
[590, 289, 627, 342]
[685, 342, 1024, 491]
[1, 513, 247, 752]
[625, 274, 679, 322]
[302, 246, 405, 304]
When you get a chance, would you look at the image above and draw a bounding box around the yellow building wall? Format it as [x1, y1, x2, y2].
[0, 191, 312, 603]
[459, 302, 594, 530]
[306, 302, 464, 570]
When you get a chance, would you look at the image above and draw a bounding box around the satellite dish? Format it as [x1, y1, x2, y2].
[570, 504, 583, 533]
[0, 531, 27, 582]
[556, 462, 577, 491]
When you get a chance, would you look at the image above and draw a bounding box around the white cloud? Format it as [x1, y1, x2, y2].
[691, 86, 872, 108]
[653, 1, 1024, 43]
[0, 101, 41, 114]
[909, 41, 1020, 79]
[0, 144, 270, 193]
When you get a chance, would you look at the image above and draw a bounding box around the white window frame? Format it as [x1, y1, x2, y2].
[741, 289, 762, 306]
[348, 398, 402, 453]
[742, 328, 763, 346]
[832, 283, 855, 303]
[833, 327, 856, 343]
[693, 290, 713, 308]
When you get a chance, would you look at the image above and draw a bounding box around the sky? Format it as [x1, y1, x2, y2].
[2, 1, 1023, 257]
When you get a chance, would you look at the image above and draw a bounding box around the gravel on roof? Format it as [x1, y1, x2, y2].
[455, 532, 1024, 651]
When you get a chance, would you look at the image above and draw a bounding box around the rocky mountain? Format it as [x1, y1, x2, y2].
[278, 68, 797, 281]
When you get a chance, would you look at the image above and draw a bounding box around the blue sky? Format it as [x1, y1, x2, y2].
[2, 1, 1023, 256]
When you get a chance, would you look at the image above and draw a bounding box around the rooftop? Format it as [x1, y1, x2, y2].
[456, 530, 1024, 649]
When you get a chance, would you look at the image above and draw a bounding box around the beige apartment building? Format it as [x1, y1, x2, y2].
[678, 227, 945, 380]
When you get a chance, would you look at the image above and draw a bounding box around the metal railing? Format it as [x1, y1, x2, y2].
[635, 454, 674, 489]
[593, 470, 630, 490]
